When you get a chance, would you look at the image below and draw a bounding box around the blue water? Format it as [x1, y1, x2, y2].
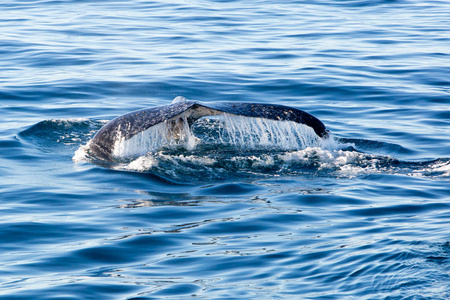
[1, 0, 450, 299]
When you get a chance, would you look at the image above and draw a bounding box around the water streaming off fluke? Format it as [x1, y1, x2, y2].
[89, 114, 325, 160]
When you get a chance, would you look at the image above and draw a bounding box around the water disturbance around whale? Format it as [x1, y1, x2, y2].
[68, 106, 449, 182]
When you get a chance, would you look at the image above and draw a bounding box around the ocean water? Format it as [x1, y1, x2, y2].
[1, 0, 450, 299]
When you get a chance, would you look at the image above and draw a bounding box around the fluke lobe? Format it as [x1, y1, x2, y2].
[88, 97, 329, 161]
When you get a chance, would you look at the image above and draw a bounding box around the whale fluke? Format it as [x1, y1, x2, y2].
[88, 98, 328, 161]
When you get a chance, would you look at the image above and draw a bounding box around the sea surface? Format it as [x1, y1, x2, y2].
[1, 0, 450, 299]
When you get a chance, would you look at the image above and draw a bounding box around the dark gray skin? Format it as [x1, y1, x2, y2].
[88, 99, 329, 161]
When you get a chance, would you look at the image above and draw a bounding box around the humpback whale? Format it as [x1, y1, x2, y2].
[88, 97, 329, 161]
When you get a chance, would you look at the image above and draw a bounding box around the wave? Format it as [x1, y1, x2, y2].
[19, 119, 105, 151]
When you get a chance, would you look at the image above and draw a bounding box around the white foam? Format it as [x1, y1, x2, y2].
[125, 155, 158, 171]
[120, 151, 219, 176]
[433, 161, 450, 176]
[278, 147, 384, 176]
[73, 139, 98, 163]
[409, 159, 450, 178]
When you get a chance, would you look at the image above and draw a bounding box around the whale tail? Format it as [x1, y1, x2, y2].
[88, 97, 329, 161]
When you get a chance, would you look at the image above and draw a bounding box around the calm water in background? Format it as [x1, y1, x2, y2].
[1, 0, 450, 299]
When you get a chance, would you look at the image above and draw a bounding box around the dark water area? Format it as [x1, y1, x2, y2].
[1, 0, 449, 299]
